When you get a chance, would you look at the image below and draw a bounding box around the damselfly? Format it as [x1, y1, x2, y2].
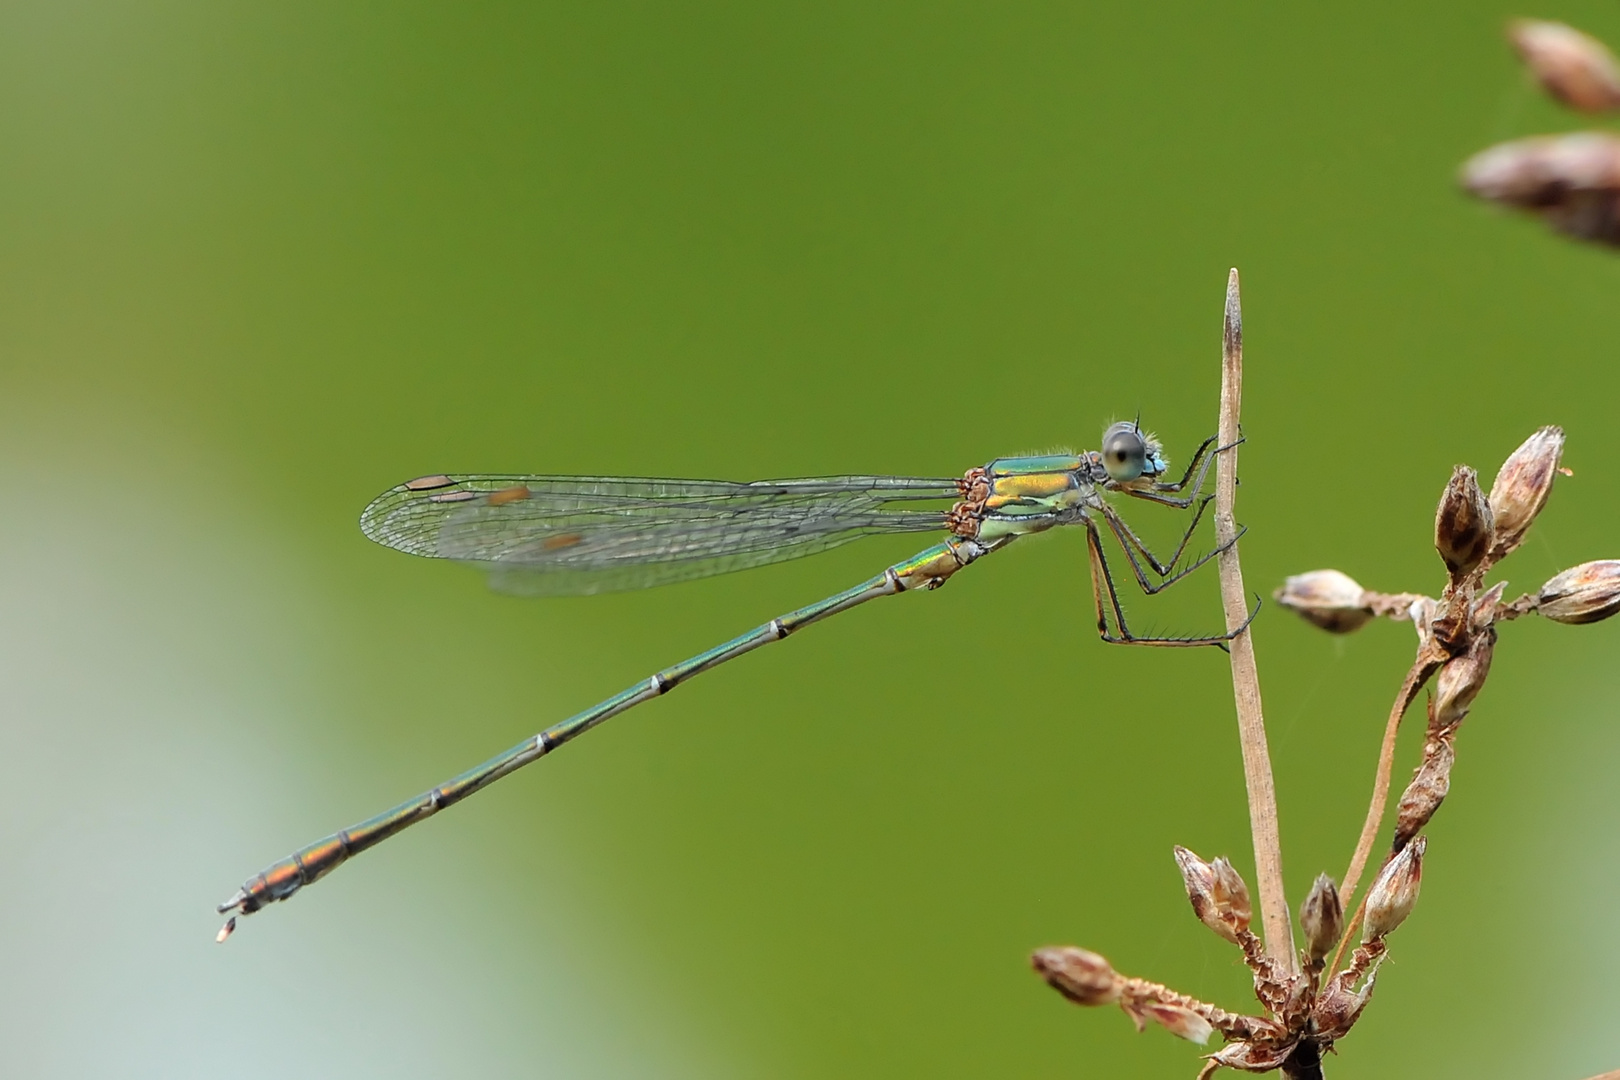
[217, 422, 1252, 940]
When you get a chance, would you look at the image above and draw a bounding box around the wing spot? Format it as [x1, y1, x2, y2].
[404, 475, 455, 491]
[428, 490, 478, 503]
[542, 532, 585, 550]
[487, 485, 532, 507]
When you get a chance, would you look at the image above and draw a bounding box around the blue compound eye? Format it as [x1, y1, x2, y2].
[1100, 423, 1148, 482]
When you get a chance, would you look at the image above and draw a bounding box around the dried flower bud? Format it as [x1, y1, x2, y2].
[1173, 846, 1232, 943]
[1207, 1040, 1294, 1073]
[1537, 560, 1620, 624]
[1462, 136, 1620, 204]
[1431, 628, 1495, 731]
[1470, 581, 1507, 633]
[1210, 858, 1252, 933]
[1461, 138, 1620, 246]
[1508, 20, 1620, 113]
[1487, 427, 1566, 557]
[1394, 738, 1454, 850]
[1131, 1002, 1213, 1045]
[1173, 847, 1249, 944]
[1299, 874, 1343, 964]
[1273, 569, 1371, 633]
[1435, 466, 1494, 577]
[1031, 946, 1122, 1006]
[1314, 963, 1379, 1042]
[1363, 836, 1425, 942]
[1408, 595, 1436, 649]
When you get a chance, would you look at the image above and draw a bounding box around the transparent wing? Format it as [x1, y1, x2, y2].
[360, 473, 958, 595]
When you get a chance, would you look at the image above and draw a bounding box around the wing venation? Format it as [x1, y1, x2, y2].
[359, 473, 957, 594]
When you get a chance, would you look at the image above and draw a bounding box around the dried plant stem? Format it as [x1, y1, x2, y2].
[1337, 651, 1444, 908]
[1326, 650, 1444, 974]
[1214, 268, 1295, 971]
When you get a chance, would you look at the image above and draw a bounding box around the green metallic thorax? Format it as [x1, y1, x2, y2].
[987, 454, 1090, 477]
[972, 454, 1098, 544]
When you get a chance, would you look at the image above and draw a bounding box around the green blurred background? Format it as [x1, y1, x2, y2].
[2, 2, 1616, 1076]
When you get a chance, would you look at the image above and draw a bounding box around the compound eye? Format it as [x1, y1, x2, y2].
[1101, 424, 1147, 481]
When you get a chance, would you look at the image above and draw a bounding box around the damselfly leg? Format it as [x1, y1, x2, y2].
[1100, 500, 1243, 595]
[1081, 433, 1254, 644]
[1082, 515, 1255, 648]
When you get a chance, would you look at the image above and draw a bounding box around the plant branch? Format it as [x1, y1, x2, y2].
[1326, 614, 1450, 977]
[1337, 650, 1444, 910]
[1214, 268, 1295, 971]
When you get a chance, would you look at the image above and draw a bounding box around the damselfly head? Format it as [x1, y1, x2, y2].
[1100, 421, 1167, 482]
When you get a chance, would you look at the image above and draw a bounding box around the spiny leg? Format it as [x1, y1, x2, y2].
[1126, 433, 1242, 507]
[1100, 501, 1247, 595]
[1082, 516, 1257, 648]
[1086, 514, 1133, 642]
[1151, 433, 1218, 494]
[1103, 494, 1214, 578]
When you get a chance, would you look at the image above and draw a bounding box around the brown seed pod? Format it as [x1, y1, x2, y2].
[1363, 837, 1425, 943]
[1174, 846, 1250, 944]
[1273, 569, 1371, 633]
[1298, 874, 1344, 964]
[1435, 466, 1494, 578]
[1487, 426, 1566, 558]
[1431, 628, 1495, 732]
[1538, 560, 1620, 624]
[1209, 857, 1253, 935]
[1462, 138, 1620, 247]
[1030, 946, 1122, 1006]
[1509, 20, 1620, 113]
[1394, 738, 1454, 851]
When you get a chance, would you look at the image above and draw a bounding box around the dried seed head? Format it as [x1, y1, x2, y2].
[1431, 628, 1495, 731]
[1173, 847, 1250, 944]
[1174, 846, 1235, 943]
[1273, 569, 1371, 633]
[1538, 560, 1620, 624]
[1299, 874, 1344, 964]
[1435, 466, 1494, 577]
[1363, 836, 1425, 942]
[1508, 20, 1620, 113]
[1461, 138, 1620, 246]
[1488, 427, 1566, 557]
[1031, 946, 1122, 1006]
[1462, 136, 1620, 205]
[1394, 738, 1455, 851]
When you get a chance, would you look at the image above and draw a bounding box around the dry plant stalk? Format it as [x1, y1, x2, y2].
[1031, 274, 1620, 1079]
[1214, 270, 1294, 970]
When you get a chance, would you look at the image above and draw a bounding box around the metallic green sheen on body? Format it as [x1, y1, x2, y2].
[986, 454, 1088, 476]
[976, 459, 1091, 543]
